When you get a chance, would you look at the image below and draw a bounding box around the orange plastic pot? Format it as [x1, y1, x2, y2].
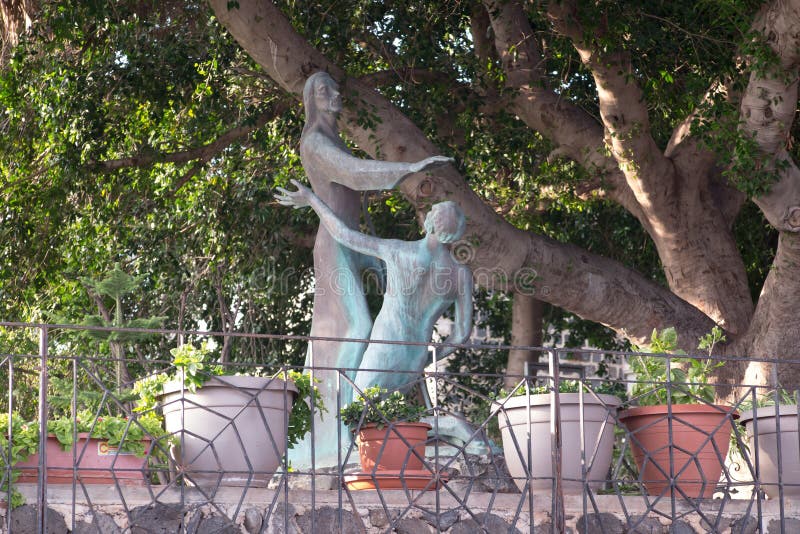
[356, 422, 431, 472]
[620, 404, 737, 498]
[15, 433, 151, 485]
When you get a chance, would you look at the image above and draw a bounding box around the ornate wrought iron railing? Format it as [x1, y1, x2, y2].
[1, 322, 799, 533]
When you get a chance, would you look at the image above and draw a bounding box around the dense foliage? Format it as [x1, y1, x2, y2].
[1, 1, 314, 367]
[1, 0, 797, 395]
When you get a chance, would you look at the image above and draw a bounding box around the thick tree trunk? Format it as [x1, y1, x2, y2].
[504, 293, 544, 391]
[730, 0, 800, 391]
[531, 0, 754, 336]
[735, 233, 800, 390]
[645, 164, 754, 336]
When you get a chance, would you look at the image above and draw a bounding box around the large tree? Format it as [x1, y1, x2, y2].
[2, 1, 798, 392]
[204, 0, 800, 392]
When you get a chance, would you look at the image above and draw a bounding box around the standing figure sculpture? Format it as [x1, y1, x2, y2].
[293, 71, 452, 468]
[276, 180, 473, 395]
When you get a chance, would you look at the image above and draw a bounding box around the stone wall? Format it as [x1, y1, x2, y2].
[2, 484, 798, 533]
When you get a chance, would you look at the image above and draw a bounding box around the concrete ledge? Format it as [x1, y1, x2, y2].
[2, 484, 798, 533]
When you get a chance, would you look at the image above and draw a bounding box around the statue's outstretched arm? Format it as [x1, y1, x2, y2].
[275, 179, 387, 258]
[308, 138, 453, 191]
[438, 268, 474, 359]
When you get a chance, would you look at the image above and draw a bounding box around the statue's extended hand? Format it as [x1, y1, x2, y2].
[274, 179, 312, 209]
[410, 155, 454, 174]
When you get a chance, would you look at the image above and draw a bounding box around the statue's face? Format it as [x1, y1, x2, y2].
[424, 202, 466, 243]
[315, 77, 342, 115]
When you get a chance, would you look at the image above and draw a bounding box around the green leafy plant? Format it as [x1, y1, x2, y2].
[274, 369, 326, 448]
[0, 414, 39, 462]
[340, 387, 427, 430]
[504, 378, 626, 401]
[629, 327, 723, 406]
[80, 263, 167, 391]
[46, 411, 166, 456]
[0, 414, 39, 508]
[697, 326, 726, 357]
[169, 343, 224, 393]
[131, 343, 222, 415]
[0, 409, 166, 507]
[1, 411, 167, 458]
[132, 373, 171, 414]
[3, 487, 25, 509]
[738, 388, 798, 412]
[135, 343, 324, 448]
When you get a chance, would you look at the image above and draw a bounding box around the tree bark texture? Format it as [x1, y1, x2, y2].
[732, 0, 800, 389]
[504, 293, 544, 391]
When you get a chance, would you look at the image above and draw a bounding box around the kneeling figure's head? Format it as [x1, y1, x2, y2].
[424, 201, 466, 243]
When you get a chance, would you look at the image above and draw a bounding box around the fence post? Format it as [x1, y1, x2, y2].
[5, 341, 14, 533]
[37, 325, 49, 534]
[431, 346, 441, 533]
[548, 349, 564, 533]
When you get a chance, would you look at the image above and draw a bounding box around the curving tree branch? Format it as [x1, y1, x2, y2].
[740, 0, 800, 232]
[91, 101, 289, 172]
[546, 0, 678, 221]
[482, 0, 644, 221]
[358, 68, 454, 88]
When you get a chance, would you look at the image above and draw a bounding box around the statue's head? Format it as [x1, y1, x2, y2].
[303, 71, 342, 122]
[424, 201, 466, 243]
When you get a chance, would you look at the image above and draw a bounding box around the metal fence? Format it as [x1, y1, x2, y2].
[1, 322, 799, 533]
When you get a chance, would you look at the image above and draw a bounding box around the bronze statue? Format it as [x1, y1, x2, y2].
[276, 180, 473, 395]
[292, 71, 452, 468]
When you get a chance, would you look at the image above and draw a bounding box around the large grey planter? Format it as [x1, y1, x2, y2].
[739, 405, 800, 498]
[160, 376, 298, 487]
[496, 392, 620, 493]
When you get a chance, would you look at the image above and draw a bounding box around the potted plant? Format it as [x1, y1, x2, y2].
[738, 389, 800, 498]
[620, 327, 738, 499]
[2, 410, 162, 487]
[339, 386, 434, 490]
[1, 414, 40, 508]
[143, 343, 322, 487]
[78, 263, 166, 392]
[495, 379, 623, 493]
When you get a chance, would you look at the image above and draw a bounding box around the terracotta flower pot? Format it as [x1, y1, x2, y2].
[620, 404, 736, 498]
[496, 393, 620, 493]
[15, 433, 151, 485]
[160, 375, 298, 487]
[356, 422, 431, 472]
[739, 405, 800, 498]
